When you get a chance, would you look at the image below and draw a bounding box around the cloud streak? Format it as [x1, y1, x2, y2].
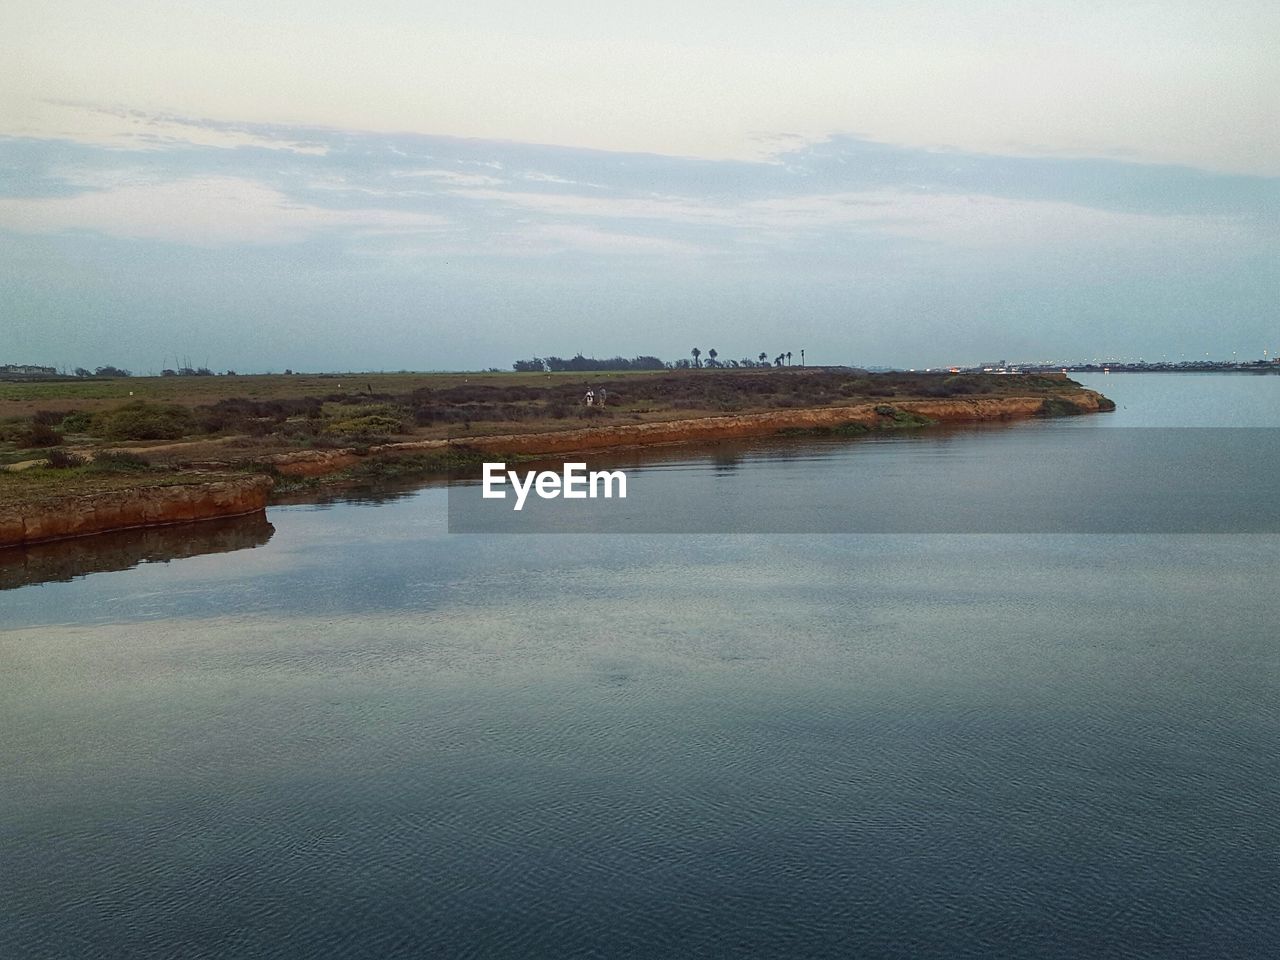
[2, 109, 1274, 253]
[0, 175, 448, 246]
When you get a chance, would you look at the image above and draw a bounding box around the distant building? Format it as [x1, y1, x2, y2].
[0, 364, 57, 376]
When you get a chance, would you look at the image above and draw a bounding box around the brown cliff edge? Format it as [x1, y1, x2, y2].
[1, 390, 1110, 547]
[0, 475, 272, 548]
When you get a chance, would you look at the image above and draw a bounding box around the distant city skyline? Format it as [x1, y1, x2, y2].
[3, 2, 1276, 371]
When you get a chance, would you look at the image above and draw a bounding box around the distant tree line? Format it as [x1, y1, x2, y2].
[160, 367, 217, 377]
[68, 365, 251, 378]
[74, 365, 132, 377]
[514, 349, 804, 373]
[513, 355, 666, 372]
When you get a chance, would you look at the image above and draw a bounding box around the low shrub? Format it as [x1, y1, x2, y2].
[1039, 396, 1084, 417]
[59, 411, 94, 433]
[18, 422, 61, 447]
[195, 396, 323, 435]
[326, 413, 405, 441]
[46, 449, 87, 469]
[89, 450, 153, 472]
[942, 376, 983, 395]
[96, 402, 197, 441]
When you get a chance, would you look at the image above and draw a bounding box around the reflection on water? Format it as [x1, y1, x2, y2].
[271, 480, 433, 509]
[448, 428, 1280, 534]
[0, 513, 274, 591]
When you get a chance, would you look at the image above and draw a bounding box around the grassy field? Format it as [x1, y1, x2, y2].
[0, 463, 215, 507]
[1, 367, 1085, 410]
[0, 371, 587, 414]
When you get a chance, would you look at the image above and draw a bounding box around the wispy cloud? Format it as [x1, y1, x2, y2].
[0, 175, 448, 246]
[390, 168, 508, 187]
[32, 101, 332, 155]
[4, 110, 1274, 261]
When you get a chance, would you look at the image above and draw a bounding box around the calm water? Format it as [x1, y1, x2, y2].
[2, 374, 1278, 958]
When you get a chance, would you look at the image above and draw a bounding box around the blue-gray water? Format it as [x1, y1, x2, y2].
[2, 374, 1278, 958]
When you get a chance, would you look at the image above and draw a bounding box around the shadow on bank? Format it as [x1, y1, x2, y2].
[0, 513, 275, 590]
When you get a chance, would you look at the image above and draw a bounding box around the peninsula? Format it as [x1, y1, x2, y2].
[0, 369, 1113, 547]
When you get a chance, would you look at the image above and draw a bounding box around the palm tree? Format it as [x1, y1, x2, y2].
[707, 348, 718, 367]
[758, 352, 768, 365]
[691, 347, 702, 368]
[786, 351, 792, 366]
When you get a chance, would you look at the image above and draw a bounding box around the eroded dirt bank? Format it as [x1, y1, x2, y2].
[0, 475, 272, 547]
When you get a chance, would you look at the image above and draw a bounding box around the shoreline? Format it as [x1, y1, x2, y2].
[0, 475, 272, 548]
[268, 392, 1110, 475]
[0, 390, 1110, 548]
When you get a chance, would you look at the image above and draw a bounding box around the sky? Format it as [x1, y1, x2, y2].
[2, 0, 1277, 372]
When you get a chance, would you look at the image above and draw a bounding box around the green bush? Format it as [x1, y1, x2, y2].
[89, 450, 153, 472]
[326, 413, 405, 440]
[942, 376, 983, 395]
[95, 402, 197, 440]
[59, 411, 94, 433]
[1039, 396, 1084, 417]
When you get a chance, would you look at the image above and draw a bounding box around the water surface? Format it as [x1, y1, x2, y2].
[2, 373, 1277, 958]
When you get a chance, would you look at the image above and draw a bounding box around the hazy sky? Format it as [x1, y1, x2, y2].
[2, 1, 1276, 371]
